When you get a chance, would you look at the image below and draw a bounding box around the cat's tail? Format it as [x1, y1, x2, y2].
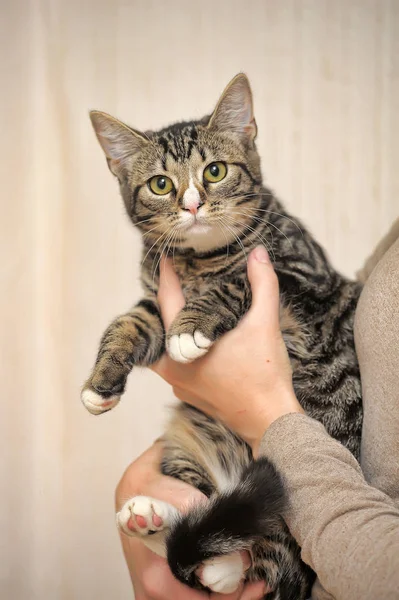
[166, 457, 286, 590]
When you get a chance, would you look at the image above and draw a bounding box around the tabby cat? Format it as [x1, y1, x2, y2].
[82, 74, 363, 599]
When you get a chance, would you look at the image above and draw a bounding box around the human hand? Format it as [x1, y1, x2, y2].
[116, 442, 268, 600]
[152, 246, 303, 454]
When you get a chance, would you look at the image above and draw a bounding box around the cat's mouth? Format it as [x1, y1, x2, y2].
[186, 222, 212, 235]
[179, 212, 212, 235]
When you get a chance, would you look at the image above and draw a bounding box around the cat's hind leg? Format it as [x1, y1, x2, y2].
[117, 495, 180, 558]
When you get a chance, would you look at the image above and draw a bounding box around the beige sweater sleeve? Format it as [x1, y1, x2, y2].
[259, 413, 399, 600]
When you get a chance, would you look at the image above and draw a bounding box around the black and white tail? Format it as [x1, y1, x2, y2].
[166, 457, 287, 591]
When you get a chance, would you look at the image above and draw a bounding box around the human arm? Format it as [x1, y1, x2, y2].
[355, 234, 399, 501]
[259, 414, 399, 600]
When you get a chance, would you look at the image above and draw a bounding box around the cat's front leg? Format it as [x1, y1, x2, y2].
[81, 298, 164, 414]
[167, 281, 249, 364]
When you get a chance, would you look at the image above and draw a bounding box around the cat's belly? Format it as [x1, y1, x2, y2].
[162, 403, 252, 497]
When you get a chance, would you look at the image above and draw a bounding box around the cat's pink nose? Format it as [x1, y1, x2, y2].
[182, 182, 203, 215]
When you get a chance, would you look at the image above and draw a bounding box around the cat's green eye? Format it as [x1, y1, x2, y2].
[203, 162, 227, 183]
[149, 175, 174, 195]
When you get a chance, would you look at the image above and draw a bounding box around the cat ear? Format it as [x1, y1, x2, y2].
[90, 111, 148, 176]
[208, 74, 257, 143]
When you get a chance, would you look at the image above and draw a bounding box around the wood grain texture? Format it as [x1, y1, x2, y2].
[1, 0, 398, 598]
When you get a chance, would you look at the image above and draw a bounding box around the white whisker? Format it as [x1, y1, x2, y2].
[151, 223, 181, 287]
[225, 214, 276, 261]
[135, 216, 158, 226]
[215, 218, 232, 268]
[141, 228, 171, 267]
[217, 218, 248, 262]
[230, 207, 295, 251]
[234, 199, 304, 237]
[141, 222, 165, 238]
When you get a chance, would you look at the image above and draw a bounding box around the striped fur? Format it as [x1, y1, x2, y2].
[84, 75, 362, 598]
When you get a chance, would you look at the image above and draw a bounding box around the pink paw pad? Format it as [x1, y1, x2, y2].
[152, 514, 163, 528]
[135, 515, 147, 529]
[127, 517, 136, 532]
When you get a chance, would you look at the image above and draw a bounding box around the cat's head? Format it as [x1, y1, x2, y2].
[90, 74, 263, 253]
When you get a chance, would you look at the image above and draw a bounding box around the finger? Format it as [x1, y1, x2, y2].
[246, 246, 280, 328]
[239, 581, 271, 599]
[144, 556, 209, 600]
[125, 541, 208, 600]
[158, 257, 185, 330]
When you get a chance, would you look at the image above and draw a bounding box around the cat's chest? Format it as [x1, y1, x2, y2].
[170, 254, 241, 300]
[175, 267, 213, 300]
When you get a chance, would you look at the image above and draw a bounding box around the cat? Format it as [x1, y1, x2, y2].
[82, 74, 363, 599]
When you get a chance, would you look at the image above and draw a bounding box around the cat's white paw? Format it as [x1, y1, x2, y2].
[168, 331, 213, 363]
[199, 553, 246, 594]
[116, 496, 177, 537]
[81, 389, 120, 415]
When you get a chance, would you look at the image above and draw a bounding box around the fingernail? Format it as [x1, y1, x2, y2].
[254, 246, 270, 263]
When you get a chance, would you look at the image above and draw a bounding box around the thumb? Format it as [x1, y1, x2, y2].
[158, 257, 186, 330]
[246, 246, 280, 328]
